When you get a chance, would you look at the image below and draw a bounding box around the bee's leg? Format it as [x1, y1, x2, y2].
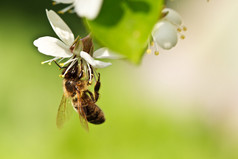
[85, 90, 95, 102]
[94, 73, 100, 102]
[54, 60, 67, 69]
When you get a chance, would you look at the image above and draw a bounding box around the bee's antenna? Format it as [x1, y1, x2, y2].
[53, 60, 67, 70]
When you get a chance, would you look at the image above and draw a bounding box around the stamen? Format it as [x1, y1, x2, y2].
[52, 1, 58, 5]
[63, 58, 78, 76]
[177, 30, 186, 40]
[153, 42, 160, 54]
[60, 58, 76, 67]
[58, 58, 65, 63]
[68, 9, 73, 13]
[88, 81, 92, 85]
[69, 9, 75, 14]
[58, 4, 74, 14]
[59, 74, 64, 78]
[41, 57, 59, 65]
[146, 39, 154, 54]
[177, 28, 182, 32]
[58, 11, 64, 14]
[91, 67, 98, 82]
[180, 35, 185, 39]
[154, 51, 159, 56]
[146, 49, 152, 54]
[87, 63, 93, 83]
[183, 26, 187, 31]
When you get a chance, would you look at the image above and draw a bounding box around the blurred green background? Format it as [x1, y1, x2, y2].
[1, 0, 238, 159]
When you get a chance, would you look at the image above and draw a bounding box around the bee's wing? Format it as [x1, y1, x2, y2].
[75, 91, 89, 131]
[56, 94, 73, 129]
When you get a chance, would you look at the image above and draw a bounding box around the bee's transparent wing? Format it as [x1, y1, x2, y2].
[75, 91, 89, 131]
[56, 94, 73, 129]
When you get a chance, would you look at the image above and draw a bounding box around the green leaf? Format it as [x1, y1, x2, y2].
[87, 0, 164, 64]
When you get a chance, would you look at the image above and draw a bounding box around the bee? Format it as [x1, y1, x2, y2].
[56, 59, 105, 129]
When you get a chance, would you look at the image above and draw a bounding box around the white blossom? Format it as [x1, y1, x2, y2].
[147, 8, 186, 55]
[53, 0, 103, 20]
[34, 10, 117, 76]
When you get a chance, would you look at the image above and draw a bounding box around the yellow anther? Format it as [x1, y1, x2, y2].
[183, 26, 187, 31]
[151, 41, 154, 46]
[154, 51, 159, 56]
[177, 28, 182, 32]
[58, 11, 64, 14]
[59, 74, 65, 78]
[41, 62, 44, 65]
[52, 1, 57, 5]
[88, 81, 92, 85]
[68, 10, 73, 13]
[48, 63, 52, 65]
[180, 35, 185, 40]
[59, 63, 64, 67]
[146, 49, 152, 54]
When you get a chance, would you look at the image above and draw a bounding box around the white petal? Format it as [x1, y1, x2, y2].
[33, 36, 72, 57]
[74, 0, 103, 20]
[152, 21, 178, 50]
[53, 0, 75, 4]
[93, 47, 123, 59]
[46, 9, 74, 46]
[80, 51, 111, 68]
[162, 8, 182, 26]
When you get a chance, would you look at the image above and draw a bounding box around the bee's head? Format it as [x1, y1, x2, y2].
[62, 62, 79, 79]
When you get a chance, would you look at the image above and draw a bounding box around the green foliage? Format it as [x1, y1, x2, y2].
[2, 2, 238, 159]
[87, 0, 164, 63]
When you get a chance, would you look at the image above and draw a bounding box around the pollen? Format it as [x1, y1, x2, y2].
[59, 63, 64, 67]
[59, 74, 65, 78]
[58, 11, 64, 14]
[154, 51, 159, 56]
[151, 41, 154, 46]
[180, 35, 185, 39]
[48, 62, 52, 65]
[41, 62, 44, 65]
[177, 28, 182, 32]
[183, 26, 187, 31]
[146, 49, 152, 54]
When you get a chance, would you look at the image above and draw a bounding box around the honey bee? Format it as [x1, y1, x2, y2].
[56, 59, 105, 129]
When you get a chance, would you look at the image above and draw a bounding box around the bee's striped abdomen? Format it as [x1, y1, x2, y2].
[71, 94, 105, 125]
[83, 104, 105, 124]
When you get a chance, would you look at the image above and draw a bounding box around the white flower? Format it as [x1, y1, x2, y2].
[53, 0, 103, 20]
[34, 10, 117, 76]
[147, 8, 186, 55]
[152, 21, 178, 50]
